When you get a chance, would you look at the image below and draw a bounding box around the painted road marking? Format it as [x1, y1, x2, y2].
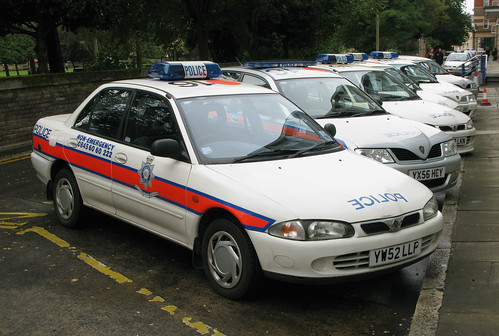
[12, 221, 226, 336]
[0, 153, 31, 165]
[0, 212, 47, 229]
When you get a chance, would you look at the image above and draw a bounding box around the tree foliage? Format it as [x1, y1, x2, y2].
[0, 0, 473, 74]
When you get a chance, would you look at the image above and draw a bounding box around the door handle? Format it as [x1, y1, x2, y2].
[115, 153, 128, 164]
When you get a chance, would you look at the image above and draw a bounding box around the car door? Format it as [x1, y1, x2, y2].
[67, 87, 132, 214]
[110, 89, 191, 243]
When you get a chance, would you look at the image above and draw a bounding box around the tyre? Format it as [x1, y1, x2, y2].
[201, 218, 263, 300]
[53, 169, 84, 228]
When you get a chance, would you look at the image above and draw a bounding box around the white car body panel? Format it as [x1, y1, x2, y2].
[31, 72, 443, 284]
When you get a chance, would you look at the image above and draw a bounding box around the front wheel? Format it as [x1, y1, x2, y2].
[201, 218, 263, 300]
[53, 169, 84, 228]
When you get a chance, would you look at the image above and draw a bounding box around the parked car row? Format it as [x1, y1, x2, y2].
[31, 54, 475, 299]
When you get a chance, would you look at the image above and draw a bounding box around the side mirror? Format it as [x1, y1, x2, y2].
[324, 123, 336, 138]
[150, 138, 181, 159]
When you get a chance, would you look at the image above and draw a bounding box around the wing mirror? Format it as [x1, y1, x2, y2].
[324, 123, 336, 138]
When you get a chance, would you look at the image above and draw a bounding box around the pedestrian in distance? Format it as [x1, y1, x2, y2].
[493, 48, 498, 61]
[434, 48, 444, 65]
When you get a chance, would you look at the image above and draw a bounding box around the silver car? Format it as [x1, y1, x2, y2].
[222, 62, 461, 193]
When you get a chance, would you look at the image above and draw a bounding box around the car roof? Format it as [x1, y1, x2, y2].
[314, 63, 387, 74]
[103, 77, 276, 99]
[224, 66, 343, 81]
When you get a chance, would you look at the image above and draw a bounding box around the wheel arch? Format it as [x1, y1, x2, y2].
[192, 207, 245, 268]
[47, 160, 72, 200]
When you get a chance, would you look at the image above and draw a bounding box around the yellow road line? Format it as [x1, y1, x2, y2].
[78, 252, 133, 284]
[0, 212, 47, 229]
[0, 152, 31, 165]
[13, 222, 226, 336]
[17, 226, 70, 248]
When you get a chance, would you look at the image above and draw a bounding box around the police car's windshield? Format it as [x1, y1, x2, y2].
[399, 65, 439, 84]
[274, 77, 385, 119]
[178, 94, 342, 164]
[446, 53, 468, 62]
[341, 70, 420, 102]
[421, 61, 449, 75]
[384, 67, 421, 92]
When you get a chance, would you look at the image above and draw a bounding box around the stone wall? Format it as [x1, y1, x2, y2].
[0, 68, 148, 155]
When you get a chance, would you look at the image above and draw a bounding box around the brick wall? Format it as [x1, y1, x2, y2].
[0, 68, 147, 154]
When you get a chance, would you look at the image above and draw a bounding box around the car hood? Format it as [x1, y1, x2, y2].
[418, 82, 469, 99]
[436, 74, 471, 87]
[443, 60, 466, 67]
[314, 115, 449, 152]
[204, 151, 432, 225]
[382, 100, 471, 126]
[416, 90, 460, 110]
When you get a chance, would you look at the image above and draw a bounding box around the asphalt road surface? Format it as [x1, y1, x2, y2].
[0, 152, 429, 336]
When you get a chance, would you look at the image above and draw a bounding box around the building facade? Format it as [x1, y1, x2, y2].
[472, 0, 499, 50]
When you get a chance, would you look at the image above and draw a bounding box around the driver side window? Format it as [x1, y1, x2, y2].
[124, 91, 186, 157]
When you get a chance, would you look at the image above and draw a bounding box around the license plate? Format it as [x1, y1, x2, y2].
[456, 137, 467, 145]
[409, 167, 445, 181]
[369, 239, 422, 267]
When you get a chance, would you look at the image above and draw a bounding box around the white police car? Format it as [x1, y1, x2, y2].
[397, 55, 479, 98]
[222, 61, 461, 192]
[314, 57, 476, 155]
[368, 52, 478, 119]
[443, 51, 478, 76]
[31, 61, 443, 300]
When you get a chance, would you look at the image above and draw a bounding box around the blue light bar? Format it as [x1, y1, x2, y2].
[244, 61, 318, 68]
[148, 61, 222, 80]
[315, 54, 354, 64]
[348, 53, 369, 61]
[369, 51, 399, 59]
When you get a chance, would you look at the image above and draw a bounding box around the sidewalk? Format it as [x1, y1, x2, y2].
[410, 61, 499, 335]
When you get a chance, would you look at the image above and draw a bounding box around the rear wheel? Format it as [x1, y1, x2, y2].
[53, 169, 84, 228]
[202, 218, 263, 300]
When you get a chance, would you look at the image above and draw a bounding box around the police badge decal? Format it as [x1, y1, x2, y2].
[135, 156, 158, 198]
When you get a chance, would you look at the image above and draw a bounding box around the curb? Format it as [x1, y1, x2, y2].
[409, 157, 463, 335]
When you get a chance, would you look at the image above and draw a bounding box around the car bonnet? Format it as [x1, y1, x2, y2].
[205, 150, 432, 224]
[381, 99, 470, 126]
[314, 114, 445, 153]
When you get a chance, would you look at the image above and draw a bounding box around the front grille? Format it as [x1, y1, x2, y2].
[390, 144, 442, 161]
[439, 124, 466, 132]
[361, 222, 390, 234]
[360, 212, 421, 235]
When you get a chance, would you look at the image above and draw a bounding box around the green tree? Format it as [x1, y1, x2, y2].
[0, 0, 112, 73]
[0, 33, 35, 75]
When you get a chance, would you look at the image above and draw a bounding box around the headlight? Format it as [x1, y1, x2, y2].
[354, 148, 395, 163]
[423, 197, 439, 220]
[460, 94, 475, 103]
[442, 139, 458, 157]
[468, 83, 477, 90]
[466, 120, 473, 129]
[268, 220, 354, 240]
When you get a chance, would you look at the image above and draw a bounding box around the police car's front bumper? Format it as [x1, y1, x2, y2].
[248, 212, 443, 282]
[445, 128, 476, 155]
[387, 152, 461, 193]
[456, 101, 478, 119]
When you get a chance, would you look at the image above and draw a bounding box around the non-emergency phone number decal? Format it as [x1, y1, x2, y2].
[76, 134, 115, 158]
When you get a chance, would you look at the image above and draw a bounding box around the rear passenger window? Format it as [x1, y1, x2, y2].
[74, 89, 131, 139]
